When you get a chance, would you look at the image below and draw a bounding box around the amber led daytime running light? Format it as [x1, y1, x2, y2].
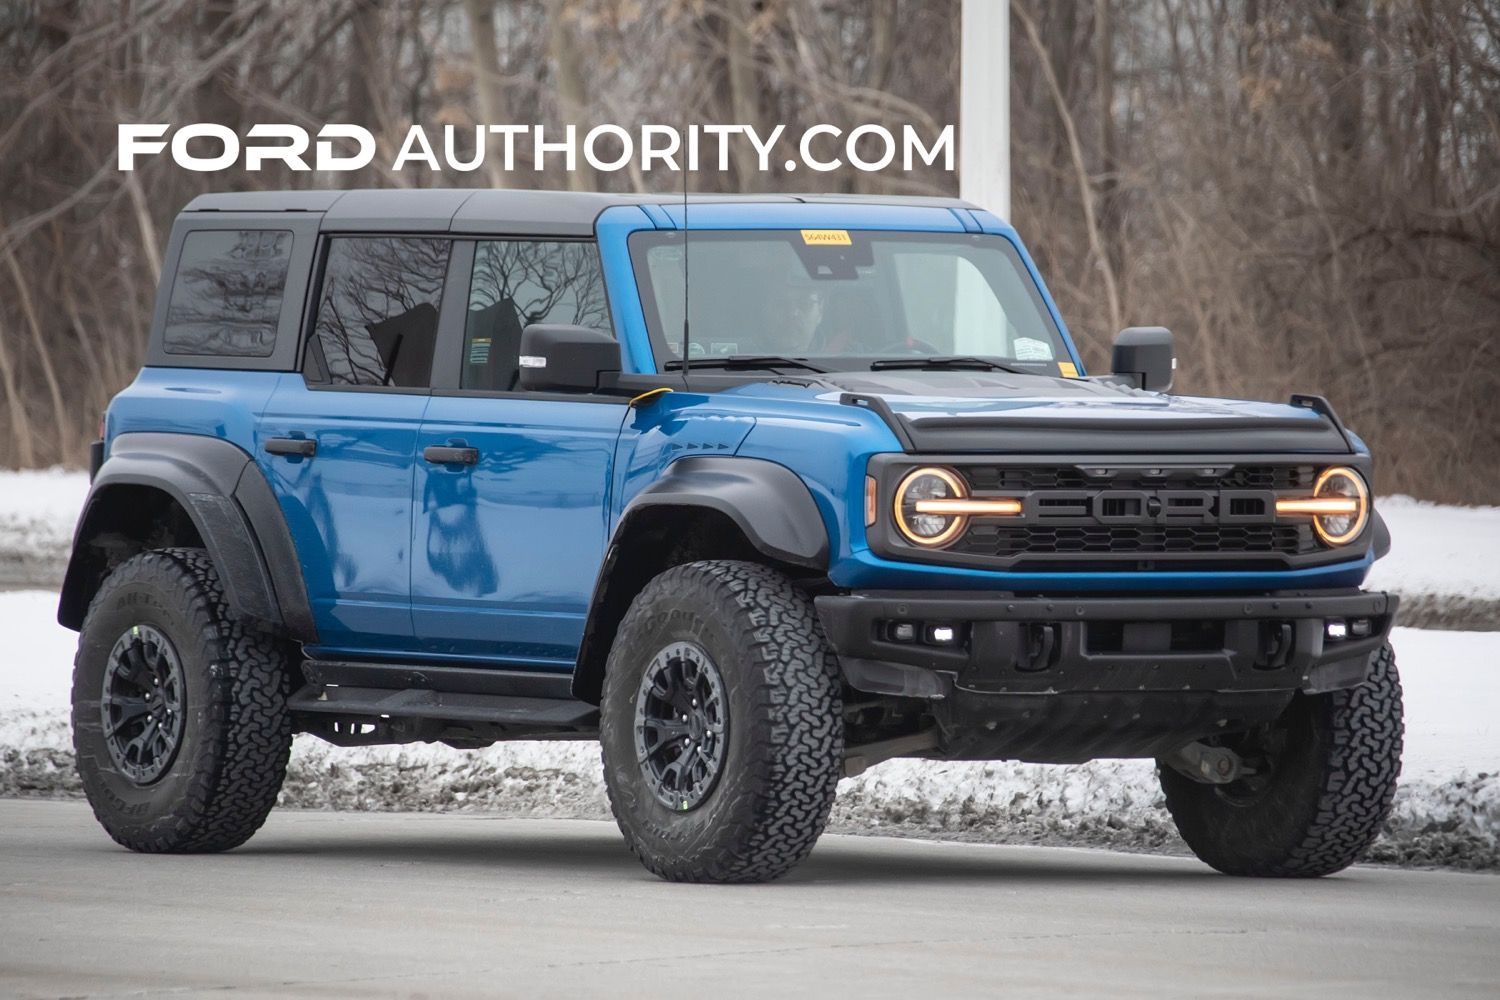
[913, 498, 1024, 515]
[1274, 466, 1369, 545]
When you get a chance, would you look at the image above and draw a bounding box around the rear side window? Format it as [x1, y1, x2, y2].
[462, 240, 608, 391]
[304, 236, 450, 388]
[163, 230, 291, 357]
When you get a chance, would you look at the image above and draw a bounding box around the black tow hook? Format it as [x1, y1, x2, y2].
[1162, 741, 1252, 785]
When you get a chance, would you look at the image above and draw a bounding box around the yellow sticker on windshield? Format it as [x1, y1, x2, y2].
[1058, 361, 1079, 378]
[801, 229, 852, 246]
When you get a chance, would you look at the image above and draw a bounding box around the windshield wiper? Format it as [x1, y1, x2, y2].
[869, 355, 1025, 374]
[664, 354, 829, 374]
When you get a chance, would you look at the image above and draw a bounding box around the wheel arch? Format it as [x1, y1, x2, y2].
[571, 457, 831, 704]
[57, 432, 316, 642]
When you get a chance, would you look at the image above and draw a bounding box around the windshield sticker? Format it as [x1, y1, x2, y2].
[467, 337, 491, 365]
[800, 229, 852, 246]
[1013, 337, 1054, 361]
[710, 342, 739, 356]
[1058, 361, 1079, 378]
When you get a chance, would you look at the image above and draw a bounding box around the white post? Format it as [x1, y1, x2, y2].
[960, 0, 1010, 220]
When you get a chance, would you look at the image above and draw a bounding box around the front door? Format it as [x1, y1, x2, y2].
[411, 236, 626, 667]
[257, 234, 452, 656]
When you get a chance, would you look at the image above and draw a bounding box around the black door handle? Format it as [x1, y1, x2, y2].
[265, 437, 316, 457]
[423, 445, 479, 465]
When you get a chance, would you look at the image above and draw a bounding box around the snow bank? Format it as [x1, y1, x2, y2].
[4, 587, 1496, 869]
[1367, 496, 1500, 601]
[0, 469, 88, 587]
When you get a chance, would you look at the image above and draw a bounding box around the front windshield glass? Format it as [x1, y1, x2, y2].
[628, 230, 1071, 375]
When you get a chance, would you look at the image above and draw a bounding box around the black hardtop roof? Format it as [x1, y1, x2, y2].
[180, 188, 978, 236]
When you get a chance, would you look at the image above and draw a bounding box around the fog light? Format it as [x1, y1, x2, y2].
[1350, 618, 1372, 638]
[889, 622, 917, 643]
[925, 624, 957, 645]
[1326, 620, 1348, 641]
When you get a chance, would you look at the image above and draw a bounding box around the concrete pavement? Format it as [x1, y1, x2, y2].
[1, 799, 1495, 998]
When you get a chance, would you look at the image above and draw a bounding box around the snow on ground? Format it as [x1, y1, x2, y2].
[5, 587, 1497, 868]
[0, 469, 87, 586]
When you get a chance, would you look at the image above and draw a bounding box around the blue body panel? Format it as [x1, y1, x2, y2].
[257, 375, 428, 654]
[101, 200, 1377, 670]
[411, 396, 628, 668]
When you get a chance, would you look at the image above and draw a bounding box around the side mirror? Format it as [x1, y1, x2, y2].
[1111, 326, 1175, 392]
[518, 324, 621, 393]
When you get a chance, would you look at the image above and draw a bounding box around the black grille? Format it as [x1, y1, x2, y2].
[936, 462, 1324, 563]
[952, 522, 1316, 557]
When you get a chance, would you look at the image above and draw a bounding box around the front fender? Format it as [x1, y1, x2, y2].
[618, 456, 828, 569]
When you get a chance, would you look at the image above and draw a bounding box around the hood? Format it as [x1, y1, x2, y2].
[754, 371, 1351, 454]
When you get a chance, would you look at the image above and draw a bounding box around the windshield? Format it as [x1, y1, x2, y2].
[628, 230, 1072, 376]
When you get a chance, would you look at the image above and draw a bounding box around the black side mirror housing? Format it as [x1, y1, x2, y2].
[1111, 326, 1175, 391]
[518, 324, 621, 393]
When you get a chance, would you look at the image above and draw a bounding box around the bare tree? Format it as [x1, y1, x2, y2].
[0, 0, 1494, 501]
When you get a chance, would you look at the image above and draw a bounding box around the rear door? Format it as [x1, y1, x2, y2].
[411, 237, 628, 667]
[256, 234, 453, 656]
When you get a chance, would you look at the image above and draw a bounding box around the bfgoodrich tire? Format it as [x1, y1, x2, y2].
[71, 548, 293, 853]
[600, 560, 844, 883]
[1159, 643, 1403, 877]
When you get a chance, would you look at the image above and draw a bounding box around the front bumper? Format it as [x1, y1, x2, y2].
[814, 589, 1396, 762]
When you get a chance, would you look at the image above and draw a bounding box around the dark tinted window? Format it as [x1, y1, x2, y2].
[462, 240, 608, 391]
[305, 237, 450, 387]
[164, 230, 291, 357]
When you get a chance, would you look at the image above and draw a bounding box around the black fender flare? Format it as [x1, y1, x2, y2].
[617, 455, 829, 570]
[1371, 509, 1391, 560]
[569, 456, 829, 703]
[57, 432, 316, 642]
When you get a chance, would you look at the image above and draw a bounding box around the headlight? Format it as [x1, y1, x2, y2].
[892, 467, 1022, 548]
[1275, 466, 1369, 545]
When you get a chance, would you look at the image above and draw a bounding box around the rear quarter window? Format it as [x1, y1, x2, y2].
[163, 230, 292, 357]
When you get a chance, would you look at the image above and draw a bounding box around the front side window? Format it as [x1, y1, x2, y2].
[304, 236, 450, 387]
[164, 229, 291, 357]
[462, 240, 609, 391]
[629, 230, 1070, 375]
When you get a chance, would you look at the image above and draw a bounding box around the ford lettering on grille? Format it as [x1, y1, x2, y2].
[1022, 489, 1275, 525]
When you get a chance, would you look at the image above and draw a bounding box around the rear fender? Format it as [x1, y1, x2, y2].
[57, 432, 315, 641]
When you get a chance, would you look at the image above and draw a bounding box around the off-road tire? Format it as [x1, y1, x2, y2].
[72, 547, 293, 852]
[1159, 643, 1403, 877]
[600, 560, 844, 883]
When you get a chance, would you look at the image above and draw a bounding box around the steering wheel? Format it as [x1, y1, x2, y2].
[872, 337, 941, 355]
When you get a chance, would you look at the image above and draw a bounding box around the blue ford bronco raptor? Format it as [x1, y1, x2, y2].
[61, 189, 1401, 882]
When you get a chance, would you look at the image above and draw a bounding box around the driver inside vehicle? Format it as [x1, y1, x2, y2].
[763, 286, 825, 354]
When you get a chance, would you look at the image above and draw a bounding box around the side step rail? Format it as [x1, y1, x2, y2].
[289, 684, 600, 746]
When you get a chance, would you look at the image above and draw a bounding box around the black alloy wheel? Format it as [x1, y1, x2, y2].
[633, 640, 729, 811]
[100, 624, 187, 785]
